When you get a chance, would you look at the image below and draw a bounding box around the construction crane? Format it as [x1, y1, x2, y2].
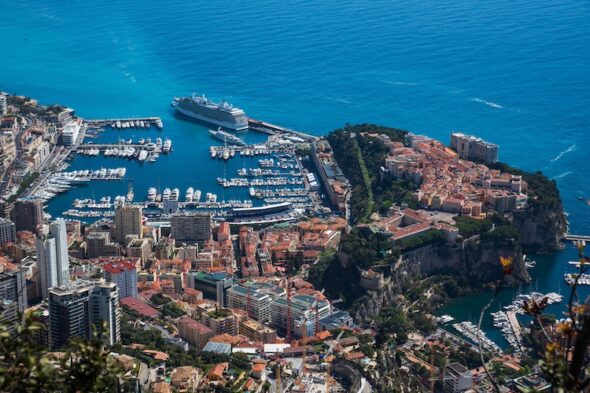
[246, 282, 252, 319]
[296, 313, 311, 376]
[325, 330, 345, 393]
[275, 360, 282, 393]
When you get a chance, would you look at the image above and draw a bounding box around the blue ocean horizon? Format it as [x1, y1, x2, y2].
[1, 0, 589, 345]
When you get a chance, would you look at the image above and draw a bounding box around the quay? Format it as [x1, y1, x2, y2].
[247, 117, 317, 141]
[564, 234, 590, 242]
[505, 311, 523, 346]
[84, 117, 163, 129]
[77, 143, 164, 153]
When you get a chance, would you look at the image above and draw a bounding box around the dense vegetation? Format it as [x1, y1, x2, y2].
[452, 216, 493, 238]
[488, 162, 563, 212]
[308, 228, 400, 307]
[396, 229, 447, 251]
[327, 124, 410, 223]
[0, 312, 122, 392]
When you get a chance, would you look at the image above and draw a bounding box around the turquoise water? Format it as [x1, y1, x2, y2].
[1, 0, 589, 343]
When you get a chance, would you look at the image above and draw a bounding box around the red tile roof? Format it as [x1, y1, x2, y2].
[102, 260, 136, 274]
[120, 297, 160, 318]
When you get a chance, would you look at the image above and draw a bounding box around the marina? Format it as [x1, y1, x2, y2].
[501, 291, 563, 314]
[564, 273, 590, 286]
[451, 321, 503, 354]
[76, 137, 171, 162]
[28, 167, 127, 202]
[490, 310, 524, 354]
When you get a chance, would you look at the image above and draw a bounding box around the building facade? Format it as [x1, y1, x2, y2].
[49, 280, 121, 349]
[0, 217, 16, 246]
[171, 212, 211, 243]
[271, 294, 331, 338]
[450, 132, 499, 164]
[227, 284, 272, 323]
[102, 260, 138, 299]
[190, 271, 233, 306]
[11, 198, 44, 233]
[86, 231, 119, 258]
[114, 205, 143, 243]
[0, 269, 27, 332]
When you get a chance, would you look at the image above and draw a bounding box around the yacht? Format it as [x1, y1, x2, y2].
[185, 187, 194, 202]
[194, 189, 202, 202]
[162, 188, 171, 200]
[147, 187, 157, 201]
[163, 138, 172, 153]
[171, 188, 180, 201]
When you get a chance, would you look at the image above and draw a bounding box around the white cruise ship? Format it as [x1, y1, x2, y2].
[171, 94, 248, 130]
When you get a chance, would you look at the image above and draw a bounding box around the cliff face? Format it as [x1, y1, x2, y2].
[351, 239, 529, 324]
[403, 239, 529, 286]
[512, 207, 567, 253]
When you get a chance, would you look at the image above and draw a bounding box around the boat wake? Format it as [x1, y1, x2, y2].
[382, 80, 419, 86]
[324, 97, 351, 104]
[472, 97, 503, 109]
[333, 97, 351, 104]
[550, 144, 576, 162]
[553, 171, 572, 180]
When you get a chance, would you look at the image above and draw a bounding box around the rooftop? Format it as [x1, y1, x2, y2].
[121, 297, 160, 318]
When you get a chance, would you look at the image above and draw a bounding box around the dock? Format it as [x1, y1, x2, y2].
[564, 234, 590, 242]
[247, 118, 317, 141]
[77, 143, 164, 153]
[84, 117, 163, 129]
[505, 311, 523, 345]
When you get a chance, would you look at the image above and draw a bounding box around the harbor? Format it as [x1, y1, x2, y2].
[76, 137, 172, 162]
[28, 167, 127, 203]
[451, 321, 503, 354]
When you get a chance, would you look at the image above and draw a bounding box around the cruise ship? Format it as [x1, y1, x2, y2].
[171, 94, 248, 130]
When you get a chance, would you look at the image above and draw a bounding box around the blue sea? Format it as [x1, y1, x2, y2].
[1, 0, 589, 345]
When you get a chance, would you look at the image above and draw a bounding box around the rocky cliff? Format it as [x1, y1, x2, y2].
[512, 206, 567, 253]
[403, 238, 529, 286]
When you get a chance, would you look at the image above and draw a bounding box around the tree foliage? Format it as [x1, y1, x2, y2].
[0, 311, 122, 392]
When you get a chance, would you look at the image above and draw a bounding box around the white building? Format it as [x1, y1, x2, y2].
[227, 284, 273, 323]
[61, 120, 81, 146]
[36, 219, 70, 299]
[0, 93, 7, 115]
[102, 260, 138, 299]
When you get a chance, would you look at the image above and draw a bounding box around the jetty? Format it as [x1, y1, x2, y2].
[247, 117, 317, 141]
[77, 143, 163, 152]
[564, 234, 590, 242]
[84, 117, 163, 129]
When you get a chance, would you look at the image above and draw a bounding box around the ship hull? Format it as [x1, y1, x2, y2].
[173, 102, 248, 131]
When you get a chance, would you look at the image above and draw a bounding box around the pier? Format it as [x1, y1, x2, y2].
[564, 234, 590, 242]
[505, 311, 523, 345]
[247, 118, 317, 141]
[84, 117, 163, 129]
[77, 143, 164, 153]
